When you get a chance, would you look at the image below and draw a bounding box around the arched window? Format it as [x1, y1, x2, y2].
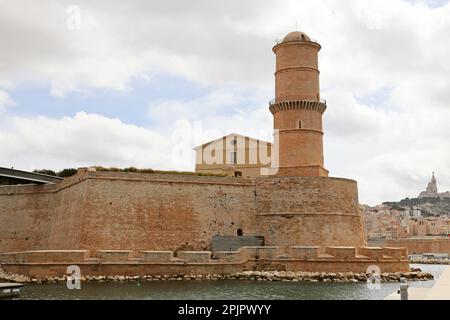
[298, 120, 303, 129]
[237, 228, 243, 236]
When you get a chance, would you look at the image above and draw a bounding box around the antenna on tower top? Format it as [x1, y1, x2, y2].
[296, 20, 298, 31]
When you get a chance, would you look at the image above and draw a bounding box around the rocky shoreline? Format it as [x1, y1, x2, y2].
[410, 258, 450, 265]
[0, 266, 434, 284]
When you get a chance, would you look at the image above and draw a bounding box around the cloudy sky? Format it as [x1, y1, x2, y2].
[0, 0, 449, 205]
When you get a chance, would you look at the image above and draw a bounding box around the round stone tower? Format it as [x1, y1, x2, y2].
[257, 31, 367, 249]
[270, 31, 329, 177]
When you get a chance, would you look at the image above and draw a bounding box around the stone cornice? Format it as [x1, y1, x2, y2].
[272, 40, 321, 54]
[275, 66, 319, 75]
[269, 100, 327, 115]
[278, 128, 323, 135]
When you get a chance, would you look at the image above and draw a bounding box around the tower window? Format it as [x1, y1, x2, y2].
[298, 121, 303, 129]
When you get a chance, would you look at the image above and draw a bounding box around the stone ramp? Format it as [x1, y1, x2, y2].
[385, 266, 450, 300]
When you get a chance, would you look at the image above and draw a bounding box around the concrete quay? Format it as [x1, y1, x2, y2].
[385, 266, 450, 300]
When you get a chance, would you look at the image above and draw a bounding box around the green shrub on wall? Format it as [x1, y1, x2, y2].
[34, 166, 227, 178]
[57, 168, 78, 178]
[93, 166, 226, 176]
[33, 169, 58, 176]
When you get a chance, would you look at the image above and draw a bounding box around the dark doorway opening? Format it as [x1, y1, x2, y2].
[237, 228, 243, 236]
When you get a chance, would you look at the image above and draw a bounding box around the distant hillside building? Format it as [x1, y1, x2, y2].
[409, 206, 422, 218]
[418, 172, 450, 199]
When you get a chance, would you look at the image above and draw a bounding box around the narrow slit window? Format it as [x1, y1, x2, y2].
[298, 120, 303, 129]
[230, 151, 237, 164]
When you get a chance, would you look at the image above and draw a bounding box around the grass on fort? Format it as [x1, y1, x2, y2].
[33, 167, 226, 178]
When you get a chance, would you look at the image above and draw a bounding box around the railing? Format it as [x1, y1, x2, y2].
[269, 98, 327, 106]
[274, 38, 320, 46]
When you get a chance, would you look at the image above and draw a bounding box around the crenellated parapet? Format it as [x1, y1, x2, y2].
[269, 100, 327, 115]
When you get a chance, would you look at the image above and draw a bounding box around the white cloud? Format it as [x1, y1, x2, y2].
[0, 112, 173, 171]
[148, 87, 273, 142]
[0, 0, 449, 204]
[0, 89, 15, 111]
[324, 90, 450, 204]
[0, 0, 449, 99]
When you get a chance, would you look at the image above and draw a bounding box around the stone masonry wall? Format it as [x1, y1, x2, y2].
[1, 171, 365, 253]
[254, 176, 366, 247]
[384, 239, 450, 254]
[76, 172, 257, 251]
[0, 185, 54, 252]
[0, 172, 90, 253]
[0, 171, 258, 253]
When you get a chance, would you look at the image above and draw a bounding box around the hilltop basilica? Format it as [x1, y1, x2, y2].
[418, 172, 450, 199]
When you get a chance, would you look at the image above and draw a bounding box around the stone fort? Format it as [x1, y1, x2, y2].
[0, 31, 409, 277]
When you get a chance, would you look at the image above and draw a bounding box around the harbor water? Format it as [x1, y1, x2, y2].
[15, 264, 446, 300]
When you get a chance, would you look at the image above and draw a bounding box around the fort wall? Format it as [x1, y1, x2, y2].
[78, 172, 257, 251]
[0, 171, 365, 253]
[0, 170, 407, 273]
[0, 170, 258, 253]
[384, 238, 450, 254]
[255, 176, 366, 247]
[0, 184, 56, 252]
